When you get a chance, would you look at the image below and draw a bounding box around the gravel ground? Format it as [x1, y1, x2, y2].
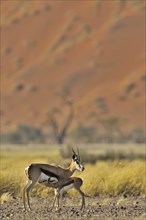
[0, 196, 146, 220]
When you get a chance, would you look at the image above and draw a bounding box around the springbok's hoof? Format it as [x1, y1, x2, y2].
[55, 207, 62, 212]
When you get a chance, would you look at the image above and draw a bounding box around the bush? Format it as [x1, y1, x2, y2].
[130, 127, 145, 144]
[0, 125, 45, 144]
[141, 75, 146, 83]
[12, 83, 24, 92]
[96, 97, 108, 113]
[41, 4, 51, 12]
[3, 47, 12, 55]
[125, 82, 136, 94]
[71, 125, 97, 143]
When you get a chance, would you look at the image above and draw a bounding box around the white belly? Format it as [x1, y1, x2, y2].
[38, 173, 58, 184]
[60, 183, 74, 193]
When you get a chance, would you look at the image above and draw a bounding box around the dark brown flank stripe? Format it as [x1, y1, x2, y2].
[40, 168, 59, 179]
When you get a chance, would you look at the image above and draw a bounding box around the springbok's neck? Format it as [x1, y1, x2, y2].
[67, 160, 76, 175]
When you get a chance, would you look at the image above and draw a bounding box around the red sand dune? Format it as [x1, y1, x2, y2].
[1, 1, 145, 133]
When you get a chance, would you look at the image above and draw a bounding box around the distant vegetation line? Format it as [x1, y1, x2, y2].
[0, 123, 145, 145]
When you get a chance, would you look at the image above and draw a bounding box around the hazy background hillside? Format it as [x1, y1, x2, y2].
[1, 0, 145, 144]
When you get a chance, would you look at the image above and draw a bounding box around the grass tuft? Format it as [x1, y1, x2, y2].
[0, 192, 11, 204]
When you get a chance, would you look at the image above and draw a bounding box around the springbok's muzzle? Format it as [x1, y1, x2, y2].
[80, 165, 84, 171]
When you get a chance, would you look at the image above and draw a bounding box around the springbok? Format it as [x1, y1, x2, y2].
[23, 149, 87, 210]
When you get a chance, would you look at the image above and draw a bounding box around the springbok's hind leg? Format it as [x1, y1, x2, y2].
[51, 189, 60, 211]
[23, 180, 38, 211]
[23, 181, 32, 210]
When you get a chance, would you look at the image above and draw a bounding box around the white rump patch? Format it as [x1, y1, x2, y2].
[25, 167, 29, 177]
[38, 173, 58, 184]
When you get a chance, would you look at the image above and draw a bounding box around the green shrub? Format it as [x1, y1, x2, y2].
[125, 82, 136, 93]
[96, 97, 108, 113]
[41, 4, 51, 12]
[12, 83, 24, 92]
[141, 75, 146, 83]
[3, 47, 12, 55]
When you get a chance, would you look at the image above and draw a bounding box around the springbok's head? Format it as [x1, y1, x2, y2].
[72, 148, 84, 171]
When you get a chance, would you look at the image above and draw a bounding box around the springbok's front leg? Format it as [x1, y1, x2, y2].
[73, 177, 86, 210]
[78, 188, 85, 210]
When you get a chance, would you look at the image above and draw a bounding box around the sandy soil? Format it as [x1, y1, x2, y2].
[0, 196, 145, 220]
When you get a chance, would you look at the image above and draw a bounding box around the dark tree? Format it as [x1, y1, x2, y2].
[47, 93, 74, 144]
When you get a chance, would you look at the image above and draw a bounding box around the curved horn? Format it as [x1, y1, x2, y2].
[77, 147, 80, 160]
[72, 148, 76, 155]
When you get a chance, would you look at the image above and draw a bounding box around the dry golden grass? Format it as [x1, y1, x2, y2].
[71, 160, 146, 197]
[0, 144, 146, 200]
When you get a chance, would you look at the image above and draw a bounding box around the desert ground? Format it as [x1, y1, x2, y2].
[1, 196, 146, 220]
